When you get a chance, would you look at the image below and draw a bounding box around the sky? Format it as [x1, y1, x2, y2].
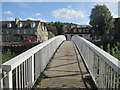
[1, 0, 119, 25]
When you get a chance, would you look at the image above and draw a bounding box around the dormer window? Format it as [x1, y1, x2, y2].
[31, 22, 36, 28]
[7, 22, 12, 28]
[42, 25, 45, 31]
[18, 22, 23, 28]
[73, 29, 77, 32]
[17, 30, 20, 34]
[78, 29, 82, 32]
[83, 29, 89, 32]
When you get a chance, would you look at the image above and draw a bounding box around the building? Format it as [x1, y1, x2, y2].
[91, 18, 120, 42]
[1, 18, 48, 42]
[112, 18, 120, 41]
[64, 25, 91, 40]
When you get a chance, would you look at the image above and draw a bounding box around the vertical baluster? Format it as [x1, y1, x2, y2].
[116, 73, 119, 88]
[107, 65, 109, 88]
[39, 50, 41, 74]
[16, 67, 18, 89]
[23, 62, 26, 88]
[28, 58, 31, 88]
[104, 62, 106, 88]
[21, 63, 24, 89]
[30, 56, 32, 88]
[110, 68, 113, 88]
[26, 60, 28, 88]
[108, 66, 110, 88]
[99, 59, 105, 88]
[94, 54, 97, 82]
[91, 51, 94, 75]
[113, 71, 116, 88]
[93, 53, 96, 80]
[18, 65, 21, 89]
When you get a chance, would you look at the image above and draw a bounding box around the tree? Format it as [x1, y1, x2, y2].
[54, 22, 64, 35]
[89, 4, 114, 37]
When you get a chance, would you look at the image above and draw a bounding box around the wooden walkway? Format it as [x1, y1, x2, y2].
[35, 41, 91, 89]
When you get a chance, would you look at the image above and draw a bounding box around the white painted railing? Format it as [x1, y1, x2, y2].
[72, 35, 120, 88]
[0, 35, 66, 89]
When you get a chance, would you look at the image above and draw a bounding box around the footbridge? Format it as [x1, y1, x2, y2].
[0, 35, 120, 89]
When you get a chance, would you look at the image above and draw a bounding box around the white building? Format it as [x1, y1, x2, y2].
[64, 25, 91, 40]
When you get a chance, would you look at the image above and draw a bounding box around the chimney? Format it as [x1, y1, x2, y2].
[15, 18, 20, 24]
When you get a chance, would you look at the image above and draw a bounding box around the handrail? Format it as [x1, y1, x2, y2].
[72, 35, 120, 88]
[1, 35, 66, 89]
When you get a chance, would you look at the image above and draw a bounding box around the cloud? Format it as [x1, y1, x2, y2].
[5, 17, 14, 20]
[3, 11, 14, 15]
[2, 0, 120, 2]
[52, 8, 85, 19]
[26, 18, 47, 22]
[79, 21, 90, 25]
[32, 13, 41, 16]
[67, 5, 72, 8]
[112, 13, 118, 18]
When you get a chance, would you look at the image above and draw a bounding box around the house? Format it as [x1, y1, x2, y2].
[1, 18, 48, 42]
[64, 25, 92, 40]
[112, 18, 120, 41]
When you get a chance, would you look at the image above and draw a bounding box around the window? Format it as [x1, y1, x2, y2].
[18, 22, 23, 28]
[118, 19, 120, 22]
[30, 30, 33, 34]
[24, 30, 26, 34]
[78, 29, 82, 32]
[31, 22, 36, 28]
[7, 22, 12, 28]
[6, 30, 9, 34]
[17, 30, 20, 34]
[6, 35, 10, 41]
[73, 29, 77, 32]
[83, 29, 89, 32]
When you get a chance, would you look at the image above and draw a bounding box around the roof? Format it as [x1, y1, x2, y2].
[0, 18, 41, 29]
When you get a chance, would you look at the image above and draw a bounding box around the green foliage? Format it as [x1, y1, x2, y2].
[101, 42, 120, 60]
[45, 21, 77, 35]
[107, 43, 110, 54]
[100, 45, 103, 49]
[89, 4, 114, 37]
[2, 49, 16, 63]
[112, 44, 120, 60]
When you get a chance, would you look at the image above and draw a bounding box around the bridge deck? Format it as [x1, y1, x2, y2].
[35, 41, 90, 89]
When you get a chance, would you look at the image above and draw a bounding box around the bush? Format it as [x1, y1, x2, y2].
[2, 49, 16, 64]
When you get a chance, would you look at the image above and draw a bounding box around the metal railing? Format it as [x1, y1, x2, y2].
[0, 35, 66, 89]
[72, 35, 120, 88]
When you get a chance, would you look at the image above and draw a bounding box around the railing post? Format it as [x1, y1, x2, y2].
[31, 55, 34, 88]
[0, 68, 3, 89]
[4, 71, 13, 88]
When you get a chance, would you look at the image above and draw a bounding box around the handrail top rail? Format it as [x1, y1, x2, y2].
[2, 35, 66, 72]
[72, 35, 120, 73]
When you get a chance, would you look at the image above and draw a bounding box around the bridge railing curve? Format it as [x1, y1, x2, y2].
[72, 35, 120, 88]
[0, 35, 66, 89]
